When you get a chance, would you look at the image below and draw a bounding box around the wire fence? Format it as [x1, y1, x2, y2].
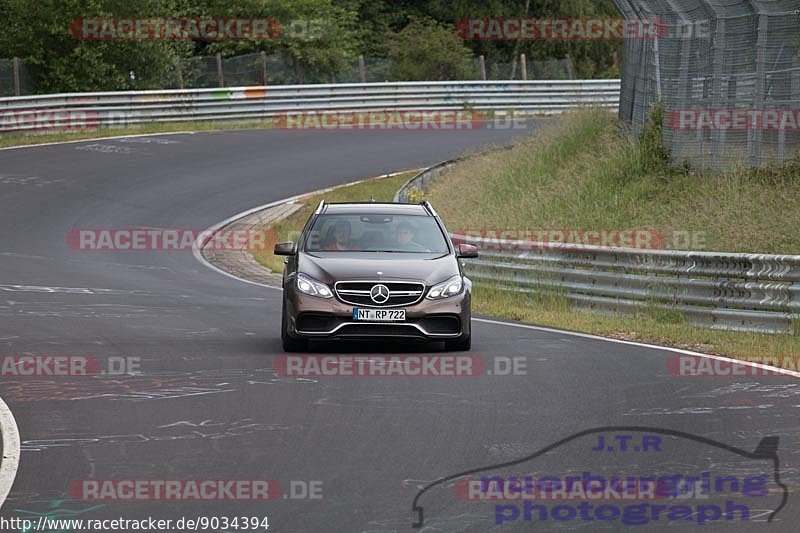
[0, 52, 577, 97]
[614, 0, 800, 170]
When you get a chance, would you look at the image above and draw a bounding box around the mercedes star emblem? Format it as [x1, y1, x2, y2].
[370, 284, 390, 304]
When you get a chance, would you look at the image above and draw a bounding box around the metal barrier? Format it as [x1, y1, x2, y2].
[399, 161, 800, 335]
[0, 80, 620, 132]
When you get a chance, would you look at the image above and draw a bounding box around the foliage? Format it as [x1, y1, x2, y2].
[0, 0, 624, 92]
[387, 17, 474, 81]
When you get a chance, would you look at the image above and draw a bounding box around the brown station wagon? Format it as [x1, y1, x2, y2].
[274, 201, 478, 352]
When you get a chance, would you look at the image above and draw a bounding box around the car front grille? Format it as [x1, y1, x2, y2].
[334, 280, 425, 307]
[334, 323, 428, 338]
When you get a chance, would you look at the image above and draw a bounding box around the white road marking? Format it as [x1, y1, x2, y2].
[471, 317, 800, 378]
[0, 394, 20, 509]
[0, 131, 194, 151]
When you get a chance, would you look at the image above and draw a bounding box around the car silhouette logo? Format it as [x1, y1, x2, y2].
[410, 425, 788, 528]
[370, 284, 390, 304]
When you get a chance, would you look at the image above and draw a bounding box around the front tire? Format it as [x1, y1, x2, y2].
[445, 333, 471, 351]
[281, 299, 307, 352]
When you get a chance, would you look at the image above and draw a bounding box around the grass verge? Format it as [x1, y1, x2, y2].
[426, 107, 800, 255]
[475, 284, 799, 367]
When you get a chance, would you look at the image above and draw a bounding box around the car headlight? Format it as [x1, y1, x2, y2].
[426, 275, 463, 299]
[296, 273, 333, 298]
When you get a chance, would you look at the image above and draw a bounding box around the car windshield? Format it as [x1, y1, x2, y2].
[305, 213, 449, 253]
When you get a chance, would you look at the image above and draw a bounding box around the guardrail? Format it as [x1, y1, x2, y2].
[0, 80, 620, 132]
[398, 162, 800, 335]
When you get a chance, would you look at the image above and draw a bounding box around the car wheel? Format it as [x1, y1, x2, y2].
[281, 300, 307, 352]
[445, 333, 471, 351]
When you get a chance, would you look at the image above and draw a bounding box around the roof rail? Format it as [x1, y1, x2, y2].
[314, 199, 326, 214]
[420, 200, 437, 217]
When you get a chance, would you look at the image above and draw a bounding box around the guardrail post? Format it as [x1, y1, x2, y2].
[479, 55, 487, 80]
[520, 53, 527, 80]
[358, 55, 366, 83]
[260, 51, 268, 85]
[216, 53, 224, 87]
[12, 57, 21, 96]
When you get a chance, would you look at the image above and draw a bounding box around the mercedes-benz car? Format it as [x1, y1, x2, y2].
[274, 200, 477, 352]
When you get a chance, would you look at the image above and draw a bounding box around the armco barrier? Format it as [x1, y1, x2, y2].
[0, 80, 619, 132]
[398, 162, 800, 335]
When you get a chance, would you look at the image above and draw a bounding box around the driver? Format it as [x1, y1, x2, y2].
[395, 221, 425, 250]
[324, 220, 356, 251]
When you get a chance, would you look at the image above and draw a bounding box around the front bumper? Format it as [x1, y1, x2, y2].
[285, 284, 471, 340]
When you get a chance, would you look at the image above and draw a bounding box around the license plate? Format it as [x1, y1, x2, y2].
[352, 308, 406, 322]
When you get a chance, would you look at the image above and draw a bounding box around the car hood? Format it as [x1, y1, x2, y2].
[298, 251, 459, 285]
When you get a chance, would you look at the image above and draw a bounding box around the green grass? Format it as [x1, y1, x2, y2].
[424, 107, 800, 254]
[474, 283, 800, 365]
[251, 172, 415, 273]
[0, 118, 282, 149]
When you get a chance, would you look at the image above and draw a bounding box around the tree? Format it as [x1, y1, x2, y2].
[388, 17, 474, 81]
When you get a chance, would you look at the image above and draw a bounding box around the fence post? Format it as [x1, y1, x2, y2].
[565, 54, 575, 80]
[216, 53, 224, 87]
[260, 51, 268, 85]
[358, 55, 366, 83]
[12, 57, 21, 96]
[749, 13, 768, 167]
[520, 53, 527, 80]
[479, 55, 487, 80]
[175, 59, 184, 90]
[710, 18, 726, 170]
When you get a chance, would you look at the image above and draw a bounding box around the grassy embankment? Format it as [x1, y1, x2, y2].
[422, 108, 800, 361]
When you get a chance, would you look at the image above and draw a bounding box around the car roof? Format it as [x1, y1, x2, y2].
[321, 202, 431, 216]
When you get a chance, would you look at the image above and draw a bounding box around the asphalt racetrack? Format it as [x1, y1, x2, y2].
[0, 126, 797, 531]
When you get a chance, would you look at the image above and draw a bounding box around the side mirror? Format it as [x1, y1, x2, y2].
[274, 241, 297, 256]
[456, 243, 478, 259]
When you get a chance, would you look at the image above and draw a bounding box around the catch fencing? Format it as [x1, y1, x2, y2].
[0, 52, 578, 97]
[613, 0, 800, 170]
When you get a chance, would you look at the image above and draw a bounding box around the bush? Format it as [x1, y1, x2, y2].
[388, 17, 474, 81]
